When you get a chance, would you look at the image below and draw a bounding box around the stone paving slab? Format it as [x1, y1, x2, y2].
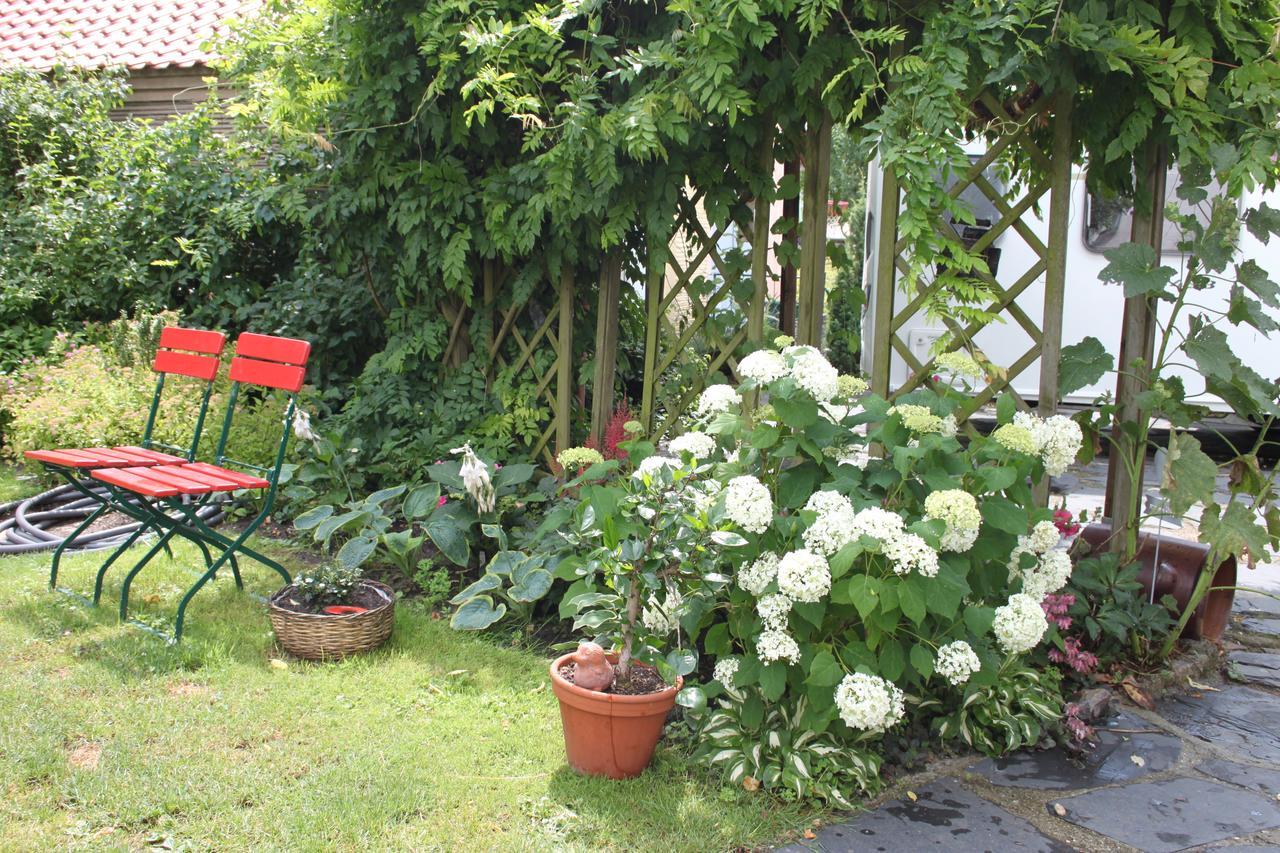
[969, 712, 1180, 790]
[1051, 776, 1280, 852]
[1227, 652, 1280, 689]
[1160, 687, 1280, 765]
[1237, 616, 1280, 639]
[778, 778, 1072, 852]
[1197, 758, 1280, 796]
[1235, 590, 1280, 617]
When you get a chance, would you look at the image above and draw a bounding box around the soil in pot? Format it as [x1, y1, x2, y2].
[557, 662, 669, 695]
[271, 583, 388, 615]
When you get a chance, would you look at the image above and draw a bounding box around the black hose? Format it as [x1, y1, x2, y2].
[0, 482, 225, 555]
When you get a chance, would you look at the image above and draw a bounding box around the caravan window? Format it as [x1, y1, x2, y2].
[1083, 166, 1229, 253]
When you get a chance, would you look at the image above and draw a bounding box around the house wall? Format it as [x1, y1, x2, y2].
[110, 65, 232, 131]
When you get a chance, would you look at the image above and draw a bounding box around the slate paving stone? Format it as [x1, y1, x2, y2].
[1052, 776, 1280, 852]
[1227, 652, 1280, 689]
[777, 778, 1072, 852]
[1160, 687, 1280, 765]
[1235, 590, 1280, 617]
[1237, 616, 1280, 638]
[1197, 758, 1280, 797]
[969, 712, 1180, 790]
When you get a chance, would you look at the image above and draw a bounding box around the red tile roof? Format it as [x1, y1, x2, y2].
[0, 0, 260, 72]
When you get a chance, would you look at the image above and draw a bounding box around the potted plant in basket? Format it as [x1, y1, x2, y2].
[268, 562, 396, 660]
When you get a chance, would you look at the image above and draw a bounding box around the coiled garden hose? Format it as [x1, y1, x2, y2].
[0, 482, 224, 554]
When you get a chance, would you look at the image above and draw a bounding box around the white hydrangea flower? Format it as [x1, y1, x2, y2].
[881, 531, 940, 578]
[834, 672, 905, 733]
[724, 475, 773, 534]
[739, 349, 787, 384]
[1028, 520, 1061, 554]
[712, 657, 740, 685]
[784, 345, 839, 402]
[738, 552, 779, 595]
[940, 414, 958, 438]
[802, 491, 859, 556]
[756, 628, 801, 665]
[923, 489, 982, 553]
[993, 593, 1049, 654]
[837, 447, 872, 469]
[934, 640, 981, 686]
[775, 549, 832, 603]
[1022, 549, 1074, 600]
[641, 588, 683, 635]
[1039, 415, 1082, 476]
[935, 351, 984, 378]
[633, 455, 678, 481]
[756, 593, 793, 630]
[849, 507, 906, 542]
[669, 431, 716, 459]
[696, 383, 742, 417]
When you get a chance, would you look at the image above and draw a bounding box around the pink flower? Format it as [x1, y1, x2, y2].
[1053, 509, 1081, 537]
[1048, 637, 1098, 674]
[1041, 593, 1075, 630]
[436, 495, 447, 508]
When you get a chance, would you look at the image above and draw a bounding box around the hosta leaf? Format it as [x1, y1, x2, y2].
[450, 573, 502, 605]
[336, 535, 376, 568]
[508, 569, 552, 602]
[403, 483, 442, 519]
[450, 596, 506, 630]
[291, 504, 333, 530]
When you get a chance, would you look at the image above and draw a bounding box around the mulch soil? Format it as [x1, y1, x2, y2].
[558, 662, 671, 696]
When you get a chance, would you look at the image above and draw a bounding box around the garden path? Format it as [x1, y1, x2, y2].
[780, 459, 1280, 852]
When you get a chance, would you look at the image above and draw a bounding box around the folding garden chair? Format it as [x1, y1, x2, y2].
[90, 332, 311, 640]
[24, 327, 228, 594]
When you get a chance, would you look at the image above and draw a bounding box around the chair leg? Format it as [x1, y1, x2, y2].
[50, 502, 108, 589]
[118, 525, 185, 621]
[183, 509, 288, 586]
[172, 515, 272, 640]
[92, 524, 151, 605]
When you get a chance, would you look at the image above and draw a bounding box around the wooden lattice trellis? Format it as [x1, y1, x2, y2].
[441, 261, 574, 466]
[868, 91, 1074, 427]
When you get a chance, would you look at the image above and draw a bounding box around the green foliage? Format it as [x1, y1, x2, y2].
[932, 663, 1062, 755]
[412, 558, 454, 609]
[291, 562, 363, 607]
[1057, 551, 1174, 669]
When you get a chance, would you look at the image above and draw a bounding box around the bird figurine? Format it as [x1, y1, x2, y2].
[569, 642, 614, 692]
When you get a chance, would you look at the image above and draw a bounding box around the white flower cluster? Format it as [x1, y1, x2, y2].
[802, 491, 858, 556]
[739, 349, 787, 384]
[669, 430, 716, 459]
[641, 588, 683, 635]
[712, 657, 740, 685]
[451, 442, 495, 513]
[881, 531, 940, 578]
[776, 549, 832, 602]
[1022, 549, 1073, 600]
[849, 506, 905, 541]
[993, 593, 1049, 654]
[725, 475, 773, 534]
[1027, 519, 1061, 554]
[696, 383, 741, 417]
[1012, 412, 1083, 476]
[837, 447, 872, 469]
[934, 640, 981, 686]
[756, 592, 793, 629]
[738, 552, 779, 595]
[834, 672, 905, 733]
[633, 455, 678, 483]
[757, 628, 801, 665]
[923, 489, 981, 552]
[783, 345, 839, 402]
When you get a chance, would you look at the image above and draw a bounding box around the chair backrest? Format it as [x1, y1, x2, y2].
[141, 327, 228, 457]
[214, 333, 312, 482]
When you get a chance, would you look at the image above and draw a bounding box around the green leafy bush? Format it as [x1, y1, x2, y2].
[292, 562, 363, 607]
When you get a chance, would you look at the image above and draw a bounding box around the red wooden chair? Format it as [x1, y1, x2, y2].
[90, 332, 311, 640]
[24, 327, 227, 592]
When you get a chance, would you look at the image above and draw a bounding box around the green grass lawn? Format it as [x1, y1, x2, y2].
[0, 535, 818, 851]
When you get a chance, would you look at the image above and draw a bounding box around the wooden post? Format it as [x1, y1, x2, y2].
[639, 239, 664, 432]
[749, 126, 776, 346]
[555, 268, 574, 455]
[869, 163, 901, 397]
[1035, 93, 1074, 505]
[590, 254, 623, 445]
[797, 114, 833, 347]
[1105, 141, 1168, 547]
[780, 160, 800, 337]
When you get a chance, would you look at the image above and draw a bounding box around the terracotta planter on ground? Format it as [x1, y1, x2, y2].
[1078, 523, 1236, 641]
[549, 652, 682, 779]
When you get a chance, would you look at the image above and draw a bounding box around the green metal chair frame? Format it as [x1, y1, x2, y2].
[89, 332, 311, 640]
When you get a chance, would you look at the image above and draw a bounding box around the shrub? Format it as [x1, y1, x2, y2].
[292, 562, 363, 607]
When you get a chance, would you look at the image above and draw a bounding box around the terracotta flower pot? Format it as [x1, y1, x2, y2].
[1078, 523, 1236, 641]
[549, 652, 682, 779]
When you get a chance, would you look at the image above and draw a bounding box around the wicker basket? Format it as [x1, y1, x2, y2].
[268, 579, 396, 660]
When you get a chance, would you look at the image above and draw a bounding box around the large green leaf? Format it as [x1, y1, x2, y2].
[494, 463, 535, 490]
[777, 462, 823, 509]
[773, 396, 818, 430]
[980, 496, 1027, 535]
[403, 483, 442, 519]
[450, 573, 502, 605]
[426, 517, 470, 566]
[759, 659, 788, 701]
[910, 643, 935, 679]
[508, 568, 553, 603]
[450, 596, 507, 630]
[1058, 337, 1114, 396]
[806, 649, 843, 687]
[1099, 242, 1176, 298]
[291, 504, 334, 531]
[336, 534, 377, 568]
[897, 577, 927, 625]
[877, 639, 906, 681]
[1162, 432, 1218, 516]
[666, 649, 697, 677]
[1199, 500, 1271, 564]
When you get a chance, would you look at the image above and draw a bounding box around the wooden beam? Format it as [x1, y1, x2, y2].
[555, 269, 575, 455]
[1035, 93, 1074, 505]
[640, 238, 664, 432]
[780, 160, 800, 337]
[1105, 140, 1168, 549]
[590, 254, 623, 444]
[749, 124, 776, 346]
[869, 163, 901, 396]
[797, 113, 833, 347]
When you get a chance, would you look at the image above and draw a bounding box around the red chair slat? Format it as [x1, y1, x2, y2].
[136, 466, 224, 495]
[235, 333, 310, 366]
[26, 448, 120, 468]
[113, 446, 187, 464]
[152, 349, 221, 381]
[91, 467, 183, 497]
[158, 327, 226, 356]
[228, 356, 306, 392]
[183, 462, 270, 490]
